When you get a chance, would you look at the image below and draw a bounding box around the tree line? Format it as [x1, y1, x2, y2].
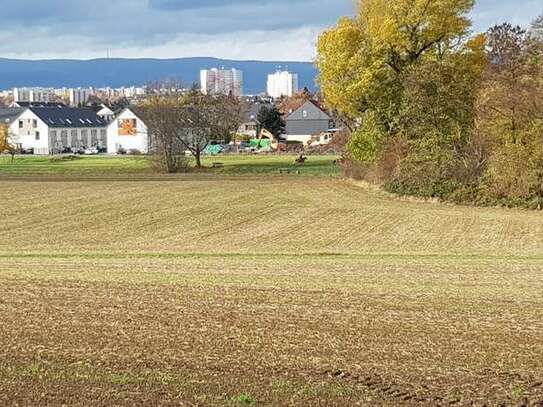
[317, 0, 543, 208]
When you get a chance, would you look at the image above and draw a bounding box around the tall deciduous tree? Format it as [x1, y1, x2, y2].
[318, 0, 475, 121]
[257, 106, 285, 138]
[317, 0, 487, 198]
[477, 23, 543, 200]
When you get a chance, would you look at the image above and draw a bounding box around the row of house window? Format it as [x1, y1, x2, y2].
[19, 119, 38, 129]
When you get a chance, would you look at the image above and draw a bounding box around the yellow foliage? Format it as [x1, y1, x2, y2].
[317, 0, 477, 118]
[0, 125, 9, 152]
[358, 0, 474, 54]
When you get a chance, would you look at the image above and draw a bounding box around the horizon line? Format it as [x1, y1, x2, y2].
[0, 56, 316, 64]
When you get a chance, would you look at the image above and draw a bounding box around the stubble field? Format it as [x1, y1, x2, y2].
[1, 174, 543, 406]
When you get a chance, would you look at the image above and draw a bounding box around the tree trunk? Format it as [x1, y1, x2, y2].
[195, 151, 202, 168]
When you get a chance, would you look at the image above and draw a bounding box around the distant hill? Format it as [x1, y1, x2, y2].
[0, 57, 318, 95]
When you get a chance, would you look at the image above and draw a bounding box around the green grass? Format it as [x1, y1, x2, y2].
[0, 155, 150, 175]
[0, 154, 340, 177]
[200, 154, 340, 176]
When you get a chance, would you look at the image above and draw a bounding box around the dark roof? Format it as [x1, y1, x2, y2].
[0, 108, 25, 124]
[30, 107, 107, 128]
[243, 102, 271, 122]
[284, 99, 328, 117]
[14, 102, 66, 108]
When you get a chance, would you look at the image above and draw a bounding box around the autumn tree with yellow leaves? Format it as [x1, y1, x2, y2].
[0, 124, 16, 163]
[318, 0, 476, 119]
[318, 1, 543, 207]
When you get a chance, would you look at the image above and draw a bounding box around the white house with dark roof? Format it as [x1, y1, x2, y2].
[96, 104, 115, 122]
[8, 107, 108, 154]
[106, 107, 149, 154]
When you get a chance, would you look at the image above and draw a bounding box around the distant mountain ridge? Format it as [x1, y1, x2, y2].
[0, 57, 318, 95]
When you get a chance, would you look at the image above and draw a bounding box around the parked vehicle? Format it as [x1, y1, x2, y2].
[84, 148, 99, 155]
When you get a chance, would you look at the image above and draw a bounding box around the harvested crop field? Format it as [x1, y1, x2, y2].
[1, 176, 543, 406]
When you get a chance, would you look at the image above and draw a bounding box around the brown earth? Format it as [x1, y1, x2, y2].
[1, 178, 542, 406]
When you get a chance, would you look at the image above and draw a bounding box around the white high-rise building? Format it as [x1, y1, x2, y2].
[267, 71, 299, 98]
[69, 88, 91, 106]
[13, 87, 55, 103]
[29, 89, 54, 103]
[200, 69, 215, 95]
[200, 68, 243, 97]
[13, 88, 30, 102]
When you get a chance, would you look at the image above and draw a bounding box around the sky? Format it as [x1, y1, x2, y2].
[0, 0, 540, 61]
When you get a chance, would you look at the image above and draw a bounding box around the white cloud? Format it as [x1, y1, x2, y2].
[0, 27, 324, 61]
[0, 0, 540, 61]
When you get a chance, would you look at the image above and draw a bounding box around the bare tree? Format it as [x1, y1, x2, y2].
[137, 91, 244, 171]
[136, 97, 187, 173]
[176, 91, 244, 167]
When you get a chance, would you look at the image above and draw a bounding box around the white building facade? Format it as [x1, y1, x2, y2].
[13, 87, 56, 103]
[107, 108, 149, 154]
[97, 105, 115, 122]
[8, 107, 107, 155]
[6, 106, 151, 155]
[69, 88, 92, 106]
[200, 68, 243, 97]
[267, 71, 298, 99]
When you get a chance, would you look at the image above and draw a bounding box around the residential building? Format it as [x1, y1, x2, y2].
[107, 107, 149, 154]
[30, 89, 55, 103]
[11, 102, 66, 108]
[200, 70, 214, 95]
[9, 107, 107, 154]
[0, 108, 25, 126]
[200, 68, 243, 97]
[96, 104, 115, 122]
[13, 88, 30, 102]
[0, 108, 25, 149]
[237, 102, 271, 139]
[13, 87, 56, 103]
[69, 88, 92, 106]
[284, 100, 334, 145]
[267, 71, 298, 98]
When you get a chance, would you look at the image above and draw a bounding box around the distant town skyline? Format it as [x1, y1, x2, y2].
[0, 0, 540, 61]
